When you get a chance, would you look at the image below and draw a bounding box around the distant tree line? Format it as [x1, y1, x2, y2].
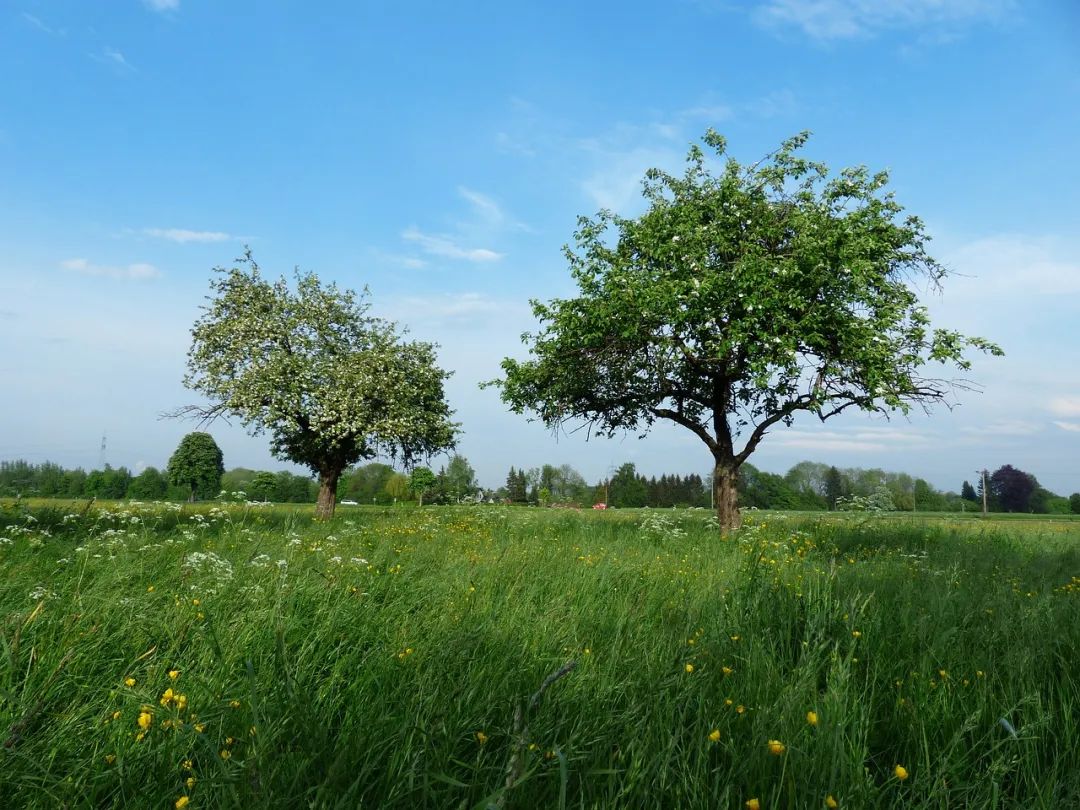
[2, 455, 1076, 515]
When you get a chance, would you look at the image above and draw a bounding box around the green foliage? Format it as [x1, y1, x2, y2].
[1071, 493, 1080, 515]
[384, 472, 410, 502]
[167, 432, 224, 502]
[249, 471, 278, 502]
[496, 132, 1001, 529]
[440, 455, 479, 503]
[127, 467, 168, 500]
[408, 467, 437, 505]
[608, 462, 648, 508]
[178, 254, 457, 517]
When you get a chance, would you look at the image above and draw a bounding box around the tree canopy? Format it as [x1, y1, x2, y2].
[176, 254, 458, 519]
[167, 433, 224, 502]
[496, 131, 1002, 529]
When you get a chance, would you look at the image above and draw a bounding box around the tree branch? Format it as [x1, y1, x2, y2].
[650, 407, 718, 453]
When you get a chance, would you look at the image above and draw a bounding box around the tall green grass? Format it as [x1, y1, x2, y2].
[1, 501, 1077, 808]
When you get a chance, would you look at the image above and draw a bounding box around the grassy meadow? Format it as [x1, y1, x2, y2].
[1, 499, 1078, 809]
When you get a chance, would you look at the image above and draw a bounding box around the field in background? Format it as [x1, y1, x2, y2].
[1, 500, 1077, 808]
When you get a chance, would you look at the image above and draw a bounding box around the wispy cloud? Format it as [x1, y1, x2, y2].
[1053, 421, 1080, 433]
[401, 227, 503, 263]
[1049, 396, 1080, 418]
[753, 0, 1016, 41]
[389, 292, 503, 321]
[457, 187, 532, 233]
[943, 235, 1080, 297]
[959, 419, 1042, 437]
[143, 227, 232, 244]
[61, 258, 161, 281]
[95, 47, 135, 72]
[142, 0, 180, 11]
[22, 13, 64, 36]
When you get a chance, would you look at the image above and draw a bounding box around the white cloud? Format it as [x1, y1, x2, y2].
[1049, 397, 1080, 418]
[401, 227, 503, 262]
[1053, 421, 1080, 433]
[143, 227, 233, 243]
[22, 13, 64, 36]
[959, 419, 1042, 437]
[61, 258, 161, 281]
[389, 292, 503, 321]
[96, 47, 135, 71]
[942, 235, 1080, 297]
[753, 0, 1015, 41]
[581, 144, 682, 214]
[143, 0, 180, 11]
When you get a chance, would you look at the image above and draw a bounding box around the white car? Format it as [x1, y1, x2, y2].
[340, 500, 359, 506]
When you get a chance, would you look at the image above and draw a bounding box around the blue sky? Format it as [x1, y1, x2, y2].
[2, 0, 1079, 495]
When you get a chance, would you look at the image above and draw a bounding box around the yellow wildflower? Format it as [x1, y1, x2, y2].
[685, 663, 695, 674]
[708, 729, 721, 742]
[194, 723, 206, 733]
[851, 630, 861, 639]
[186, 776, 196, 790]
[147, 585, 155, 592]
[894, 764, 909, 780]
[111, 710, 122, 721]
[230, 700, 241, 708]
[722, 666, 734, 676]
[220, 749, 231, 760]
[806, 710, 819, 726]
[746, 799, 760, 810]
[176, 694, 188, 710]
[175, 797, 189, 809]
[768, 739, 786, 756]
[137, 711, 152, 730]
[476, 731, 488, 745]
[826, 796, 838, 808]
[736, 705, 745, 714]
[104, 754, 116, 765]
[182, 759, 193, 770]
[160, 688, 175, 705]
[124, 677, 136, 687]
[168, 670, 180, 680]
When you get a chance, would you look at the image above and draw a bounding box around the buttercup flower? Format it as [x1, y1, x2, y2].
[894, 764, 909, 780]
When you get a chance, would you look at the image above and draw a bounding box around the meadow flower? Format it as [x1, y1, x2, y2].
[476, 731, 488, 745]
[220, 749, 232, 760]
[230, 700, 241, 708]
[708, 729, 721, 742]
[124, 677, 136, 687]
[851, 630, 861, 639]
[175, 797, 189, 809]
[894, 764, 909, 780]
[745, 799, 760, 810]
[806, 711, 818, 726]
[104, 754, 116, 765]
[685, 663, 695, 674]
[826, 796, 838, 808]
[168, 669, 180, 680]
[767, 739, 785, 755]
[160, 688, 175, 705]
[186, 776, 196, 790]
[137, 711, 152, 730]
[722, 666, 734, 676]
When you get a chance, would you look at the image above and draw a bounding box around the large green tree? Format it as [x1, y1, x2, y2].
[495, 132, 1001, 529]
[175, 255, 458, 519]
[167, 433, 224, 502]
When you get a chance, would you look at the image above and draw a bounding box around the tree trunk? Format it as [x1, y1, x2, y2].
[713, 460, 741, 530]
[315, 467, 341, 521]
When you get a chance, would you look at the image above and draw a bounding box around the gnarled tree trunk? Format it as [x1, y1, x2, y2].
[315, 466, 341, 521]
[712, 459, 741, 530]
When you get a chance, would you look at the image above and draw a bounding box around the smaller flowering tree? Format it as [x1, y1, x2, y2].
[173, 253, 458, 520]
